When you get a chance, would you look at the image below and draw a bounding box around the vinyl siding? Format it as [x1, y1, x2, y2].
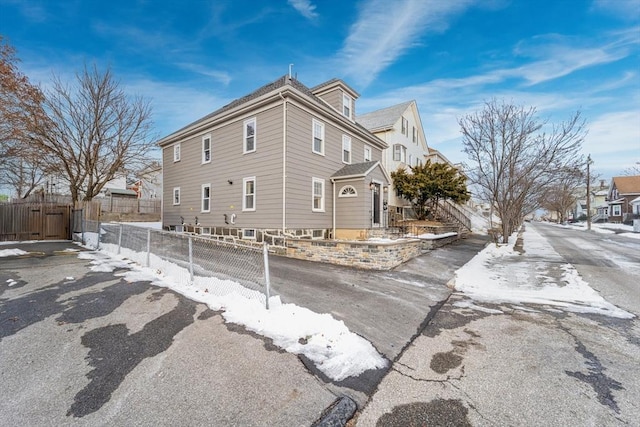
[163, 103, 283, 229]
[335, 179, 369, 229]
[284, 103, 382, 228]
[315, 87, 342, 115]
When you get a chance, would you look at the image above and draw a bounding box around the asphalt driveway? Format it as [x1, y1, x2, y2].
[0, 234, 489, 425]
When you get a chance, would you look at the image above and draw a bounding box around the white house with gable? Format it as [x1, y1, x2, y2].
[357, 100, 429, 217]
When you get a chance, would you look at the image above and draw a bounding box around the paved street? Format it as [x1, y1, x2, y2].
[2, 224, 637, 426]
[356, 222, 640, 426]
[0, 236, 487, 426]
[0, 242, 336, 426]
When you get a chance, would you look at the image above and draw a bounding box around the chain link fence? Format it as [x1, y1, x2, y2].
[72, 219, 272, 308]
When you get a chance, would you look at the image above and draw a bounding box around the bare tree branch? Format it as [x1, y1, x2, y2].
[30, 64, 156, 202]
[460, 99, 586, 242]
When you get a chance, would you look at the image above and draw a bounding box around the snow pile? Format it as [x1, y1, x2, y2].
[0, 248, 28, 257]
[452, 227, 634, 319]
[77, 245, 387, 381]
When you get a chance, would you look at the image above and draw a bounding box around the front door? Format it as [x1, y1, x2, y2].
[372, 183, 380, 226]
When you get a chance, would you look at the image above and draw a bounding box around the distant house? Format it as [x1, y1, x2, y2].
[357, 101, 429, 217]
[158, 75, 390, 241]
[607, 175, 640, 223]
[131, 161, 162, 199]
[590, 180, 609, 222]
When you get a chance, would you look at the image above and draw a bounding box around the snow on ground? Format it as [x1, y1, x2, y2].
[0, 248, 28, 257]
[452, 226, 634, 319]
[115, 221, 163, 229]
[76, 237, 387, 381]
[556, 221, 640, 240]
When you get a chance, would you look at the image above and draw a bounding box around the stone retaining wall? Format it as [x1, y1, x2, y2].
[284, 233, 459, 270]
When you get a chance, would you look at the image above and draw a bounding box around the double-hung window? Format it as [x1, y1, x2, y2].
[244, 118, 256, 153]
[173, 144, 181, 162]
[202, 135, 211, 163]
[612, 205, 621, 216]
[393, 144, 406, 163]
[201, 184, 211, 212]
[173, 187, 181, 205]
[412, 126, 417, 143]
[401, 117, 408, 136]
[342, 135, 352, 164]
[312, 178, 325, 212]
[312, 119, 325, 155]
[243, 177, 256, 211]
[343, 93, 352, 119]
[364, 145, 372, 162]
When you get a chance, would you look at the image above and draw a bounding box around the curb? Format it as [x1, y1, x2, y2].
[312, 396, 357, 427]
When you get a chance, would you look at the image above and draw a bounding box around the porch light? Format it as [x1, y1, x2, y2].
[383, 186, 388, 193]
[369, 181, 375, 190]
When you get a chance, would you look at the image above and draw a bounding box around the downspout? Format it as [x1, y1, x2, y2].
[279, 91, 287, 235]
[331, 179, 336, 239]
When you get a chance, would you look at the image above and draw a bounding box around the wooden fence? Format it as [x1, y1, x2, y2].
[0, 203, 72, 241]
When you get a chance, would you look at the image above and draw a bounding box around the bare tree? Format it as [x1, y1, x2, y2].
[0, 36, 48, 197]
[30, 64, 156, 202]
[622, 162, 640, 176]
[460, 99, 586, 242]
[538, 167, 585, 223]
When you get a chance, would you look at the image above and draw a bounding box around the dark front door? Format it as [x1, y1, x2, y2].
[372, 184, 380, 226]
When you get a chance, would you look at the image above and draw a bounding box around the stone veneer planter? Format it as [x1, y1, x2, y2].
[283, 232, 459, 270]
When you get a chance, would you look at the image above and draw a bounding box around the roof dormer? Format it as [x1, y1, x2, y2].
[311, 78, 359, 120]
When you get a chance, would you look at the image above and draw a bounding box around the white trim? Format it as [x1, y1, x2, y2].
[312, 177, 325, 212]
[243, 117, 256, 154]
[342, 134, 352, 164]
[173, 187, 181, 205]
[312, 118, 325, 155]
[338, 185, 358, 198]
[243, 176, 256, 212]
[342, 92, 353, 119]
[173, 144, 181, 162]
[201, 183, 211, 212]
[242, 228, 256, 240]
[364, 145, 372, 162]
[202, 134, 211, 164]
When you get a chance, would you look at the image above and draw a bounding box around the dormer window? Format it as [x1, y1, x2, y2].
[342, 93, 353, 119]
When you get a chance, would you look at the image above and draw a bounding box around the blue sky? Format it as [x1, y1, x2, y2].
[1, 0, 639, 180]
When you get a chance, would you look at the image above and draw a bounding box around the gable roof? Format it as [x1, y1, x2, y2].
[611, 175, 640, 195]
[158, 75, 386, 149]
[331, 161, 391, 184]
[310, 78, 359, 99]
[356, 101, 413, 132]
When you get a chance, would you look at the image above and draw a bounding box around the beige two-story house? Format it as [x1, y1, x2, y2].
[158, 75, 390, 241]
[356, 101, 429, 218]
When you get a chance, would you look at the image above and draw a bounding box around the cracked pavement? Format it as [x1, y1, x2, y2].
[355, 224, 640, 426]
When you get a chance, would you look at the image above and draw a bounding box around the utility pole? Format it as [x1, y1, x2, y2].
[586, 154, 592, 231]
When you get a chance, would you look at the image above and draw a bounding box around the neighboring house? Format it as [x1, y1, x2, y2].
[590, 180, 609, 222]
[356, 101, 429, 217]
[131, 161, 162, 199]
[158, 75, 390, 241]
[631, 196, 640, 216]
[607, 175, 640, 223]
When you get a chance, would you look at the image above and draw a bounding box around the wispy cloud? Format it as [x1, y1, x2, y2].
[583, 111, 640, 156]
[591, 0, 640, 20]
[288, 0, 319, 20]
[337, 0, 477, 88]
[511, 34, 634, 85]
[0, 0, 48, 23]
[176, 63, 232, 86]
